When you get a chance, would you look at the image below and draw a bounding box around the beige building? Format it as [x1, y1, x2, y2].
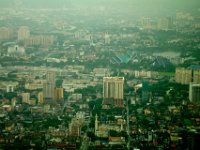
[38, 92, 44, 104]
[103, 77, 124, 107]
[43, 104, 50, 113]
[68, 118, 82, 137]
[140, 17, 152, 29]
[55, 87, 64, 101]
[95, 114, 124, 138]
[11, 98, 16, 109]
[134, 70, 154, 78]
[175, 67, 200, 84]
[25, 35, 54, 46]
[30, 106, 43, 113]
[0, 27, 13, 40]
[18, 26, 30, 41]
[175, 68, 192, 84]
[29, 98, 36, 106]
[157, 17, 173, 31]
[21, 92, 30, 104]
[193, 69, 200, 84]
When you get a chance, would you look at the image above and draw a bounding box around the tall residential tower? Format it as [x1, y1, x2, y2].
[103, 77, 124, 107]
[43, 72, 56, 104]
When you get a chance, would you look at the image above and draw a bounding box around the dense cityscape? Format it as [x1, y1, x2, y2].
[0, 0, 200, 149]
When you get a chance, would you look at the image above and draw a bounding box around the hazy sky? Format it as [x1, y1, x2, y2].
[0, 0, 199, 8]
[0, 0, 199, 17]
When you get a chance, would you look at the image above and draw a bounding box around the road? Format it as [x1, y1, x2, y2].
[80, 133, 89, 150]
[126, 99, 130, 150]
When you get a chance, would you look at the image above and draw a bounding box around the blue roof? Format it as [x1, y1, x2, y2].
[153, 56, 171, 66]
[188, 65, 200, 70]
[115, 53, 131, 63]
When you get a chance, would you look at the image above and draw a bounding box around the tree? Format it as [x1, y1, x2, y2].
[4, 92, 17, 100]
[109, 130, 118, 137]
[87, 131, 96, 142]
[56, 79, 63, 87]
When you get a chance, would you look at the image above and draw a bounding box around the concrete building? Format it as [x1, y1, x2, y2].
[95, 114, 124, 138]
[25, 35, 54, 46]
[18, 26, 30, 41]
[104, 32, 110, 44]
[29, 98, 36, 106]
[38, 92, 44, 104]
[0, 27, 13, 40]
[93, 68, 109, 80]
[43, 72, 56, 104]
[0, 82, 18, 92]
[30, 106, 43, 113]
[175, 67, 200, 84]
[6, 85, 14, 92]
[176, 12, 193, 28]
[7, 45, 25, 56]
[21, 93, 30, 104]
[140, 17, 152, 29]
[103, 77, 124, 107]
[43, 104, 50, 113]
[70, 93, 82, 101]
[11, 98, 16, 109]
[134, 70, 153, 78]
[157, 17, 173, 31]
[25, 80, 43, 90]
[193, 69, 200, 84]
[175, 68, 192, 84]
[68, 118, 82, 137]
[189, 83, 200, 103]
[55, 88, 64, 101]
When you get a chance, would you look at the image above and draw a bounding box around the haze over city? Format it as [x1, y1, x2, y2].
[0, 0, 199, 15]
[0, 0, 200, 149]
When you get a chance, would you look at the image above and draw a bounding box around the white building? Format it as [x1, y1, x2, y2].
[7, 45, 25, 56]
[0, 81, 18, 92]
[6, 85, 14, 92]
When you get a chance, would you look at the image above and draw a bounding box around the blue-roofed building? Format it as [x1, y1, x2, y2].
[111, 52, 133, 64]
[188, 65, 200, 70]
[152, 56, 171, 67]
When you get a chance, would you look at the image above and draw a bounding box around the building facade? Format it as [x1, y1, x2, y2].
[21, 92, 30, 104]
[193, 69, 200, 84]
[25, 35, 54, 46]
[68, 117, 83, 137]
[55, 88, 64, 101]
[189, 83, 200, 103]
[0, 27, 13, 40]
[43, 72, 56, 104]
[103, 77, 124, 107]
[7, 45, 25, 57]
[37, 92, 44, 104]
[18, 26, 30, 41]
[175, 67, 200, 84]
